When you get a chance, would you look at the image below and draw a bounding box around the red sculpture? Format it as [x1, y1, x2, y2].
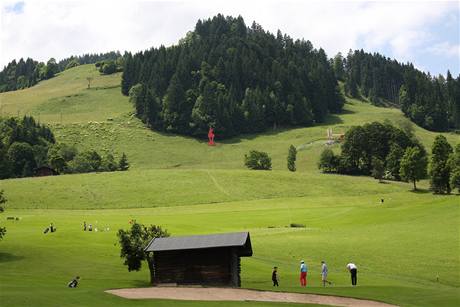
[208, 127, 215, 146]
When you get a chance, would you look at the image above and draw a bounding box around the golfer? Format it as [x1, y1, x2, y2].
[272, 267, 279, 287]
[321, 261, 332, 287]
[346, 262, 358, 286]
[68, 276, 80, 288]
[300, 260, 307, 286]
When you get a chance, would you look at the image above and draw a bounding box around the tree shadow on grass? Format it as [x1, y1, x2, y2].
[130, 280, 151, 288]
[410, 188, 430, 194]
[0, 252, 24, 263]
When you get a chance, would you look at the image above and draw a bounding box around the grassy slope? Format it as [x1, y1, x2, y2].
[0, 64, 459, 307]
[0, 65, 130, 123]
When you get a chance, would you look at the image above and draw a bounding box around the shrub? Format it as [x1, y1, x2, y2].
[102, 154, 118, 172]
[318, 148, 339, 173]
[244, 150, 272, 170]
[65, 59, 79, 70]
[287, 145, 297, 172]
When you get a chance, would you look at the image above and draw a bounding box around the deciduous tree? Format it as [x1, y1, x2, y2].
[117, 222, 169, 284]
[429, 135, 453, 194]
[0, 190, 7, 239]
[400, 146, 428, 190]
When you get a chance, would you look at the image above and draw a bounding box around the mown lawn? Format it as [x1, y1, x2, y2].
[0, 190, 458, 307]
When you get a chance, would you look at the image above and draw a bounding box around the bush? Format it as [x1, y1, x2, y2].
[244, 150, 272, 170]
[68, 151, 101, 173]
[102, 154, 118, 172]
[65, 59, 79, 70]
[318, 148, 339, 173]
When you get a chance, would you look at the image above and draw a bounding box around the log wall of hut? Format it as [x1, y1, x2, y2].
[153, 247, 241, 287]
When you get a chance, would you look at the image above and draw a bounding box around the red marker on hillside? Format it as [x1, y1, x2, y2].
[208, 127, 215, 146]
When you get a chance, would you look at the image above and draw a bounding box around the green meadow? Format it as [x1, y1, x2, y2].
[0, 64, 459, 307]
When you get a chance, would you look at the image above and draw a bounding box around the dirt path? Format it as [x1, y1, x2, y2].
[106, 287, 397, 307]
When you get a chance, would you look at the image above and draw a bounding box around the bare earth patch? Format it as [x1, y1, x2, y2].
[106, 287, 397, 307]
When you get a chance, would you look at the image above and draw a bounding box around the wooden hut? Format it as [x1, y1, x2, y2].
[144, 232, 252, 287]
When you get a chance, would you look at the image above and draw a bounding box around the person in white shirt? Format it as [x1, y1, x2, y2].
[321, 261, 332, 287]
[346, 263, 358, 286]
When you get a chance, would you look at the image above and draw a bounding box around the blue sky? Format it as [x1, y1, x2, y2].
[1, 0, 459, 76]
[4, 1, 24, 14]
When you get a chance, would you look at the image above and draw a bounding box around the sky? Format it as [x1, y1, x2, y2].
[1, 0, 459, 76]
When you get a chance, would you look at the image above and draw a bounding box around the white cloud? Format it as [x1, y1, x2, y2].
[0, 0, 458, 75]
[425, 41, 460, 57]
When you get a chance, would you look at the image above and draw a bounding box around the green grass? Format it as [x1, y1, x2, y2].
[0, 65, 130, 123]
[1, 193, 458, 306]
[0, 169, 421, 210]
[0, 64, 459, 307]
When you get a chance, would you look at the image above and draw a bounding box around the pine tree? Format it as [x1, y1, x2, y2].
[162, 74, 187, 133]
[287, 145, 297, 172]
[333, 53, 345, 81]
[118, 153, 129, 171]
[121, 53, 133, 95]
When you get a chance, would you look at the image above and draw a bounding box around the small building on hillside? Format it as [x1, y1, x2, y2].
[144, 232, 252, 287]
[35, 166, 58, 177]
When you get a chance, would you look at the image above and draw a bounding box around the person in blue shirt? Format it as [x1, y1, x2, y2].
[300, 260, 307, 286]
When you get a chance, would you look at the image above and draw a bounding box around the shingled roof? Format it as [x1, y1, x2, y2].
[144, 232, 252, 256]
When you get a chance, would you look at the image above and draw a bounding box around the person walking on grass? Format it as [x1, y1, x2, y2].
[346, 262, 358, 286]
[272, 267, 279, 287]
[321, 261, 332, 287]
[300, 260, 308, 286]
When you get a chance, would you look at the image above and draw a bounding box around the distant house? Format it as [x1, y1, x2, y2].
[145, 232, 252, 287]
[35, 166, 58, 177]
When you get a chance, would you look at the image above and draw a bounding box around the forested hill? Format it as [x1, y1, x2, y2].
[122, 15, 344, 138]
[337, 50, 460, 131]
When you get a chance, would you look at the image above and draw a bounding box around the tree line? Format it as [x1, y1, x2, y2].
[122, 14, 344, 138]
[336, 50, 460, 132]
[318, 121, 460, 193]
[0, 51, 122, 93]
[57, 51, 122, 71]
[0, 116, 129, 179]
